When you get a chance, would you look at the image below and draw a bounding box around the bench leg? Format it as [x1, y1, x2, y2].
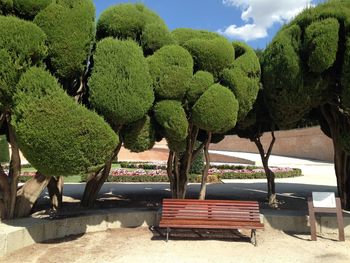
[251, 229, 257, 246]
[166, 227, 170, 242]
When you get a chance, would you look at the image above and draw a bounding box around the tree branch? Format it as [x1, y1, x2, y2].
[266, 129, 276, 159]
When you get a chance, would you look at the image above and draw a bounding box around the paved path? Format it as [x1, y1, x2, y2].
[2, 227, 350, 263]
[35, 152, 337, 213]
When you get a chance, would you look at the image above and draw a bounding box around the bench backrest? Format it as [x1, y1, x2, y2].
[162, 199, 261, 223]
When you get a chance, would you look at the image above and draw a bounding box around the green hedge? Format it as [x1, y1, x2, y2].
[218, 169, 302, 179]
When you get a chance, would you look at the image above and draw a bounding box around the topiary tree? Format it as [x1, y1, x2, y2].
[0, 1, 120, 219]
[31, 0, 96, 207]
[262, 0, 350, 209]
[150, 29, 260, 199]
[82, 37, 154, 207]
[10, 67, 118, 217]
[0, 15, 47, 219]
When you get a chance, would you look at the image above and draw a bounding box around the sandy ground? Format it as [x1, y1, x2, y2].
[2, 227, 350, 263]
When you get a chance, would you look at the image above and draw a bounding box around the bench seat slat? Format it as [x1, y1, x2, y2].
[160, 219, 264, 229]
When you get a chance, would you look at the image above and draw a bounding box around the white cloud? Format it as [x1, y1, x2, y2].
[220, 0, 315, 41]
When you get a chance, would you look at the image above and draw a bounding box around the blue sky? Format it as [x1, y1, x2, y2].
[93, 0, 326, 49]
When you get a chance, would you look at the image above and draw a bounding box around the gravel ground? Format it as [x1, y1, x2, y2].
[2, 227, 350, 263]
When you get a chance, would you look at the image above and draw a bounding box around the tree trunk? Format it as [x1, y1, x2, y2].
[0, 167, 10, 219]
[253, 131, 277, 208]
[14, 172, 51, 218]
[321, 104, 350, 210]
[81, 142, 122, 208]
[7, 121, 21, 218]
[166, 124, 200, 199]
[199, 132, 212, 200]
[47, 176, 64, 210]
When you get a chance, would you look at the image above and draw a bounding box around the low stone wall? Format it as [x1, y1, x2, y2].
[1, 208, 349, 257]
[210, 126, 334, 162]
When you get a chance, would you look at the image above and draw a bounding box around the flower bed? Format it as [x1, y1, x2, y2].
[18, 172, 36, 182]
[103, 167, 302, 183]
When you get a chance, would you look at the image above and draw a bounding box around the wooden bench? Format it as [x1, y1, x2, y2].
[159, 199, 264, 246]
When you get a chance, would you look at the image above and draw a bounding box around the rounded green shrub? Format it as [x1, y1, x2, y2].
[305, 18, 339, 73]
[13, 0, 52, 19]
[147, 45, 193, 100]
[220, 42, 260, 121]
[123, 116, 156, 153]
[183, 37, 234, 79]
[34, 0, 95, 81]
[140, 22, 175, 55]
[192, 84, 238, 133]
[0, 135, 9, 163]
[186, 71, 214, 104]
[89, 38, 154, 129]
[171, 28, 221, 46]
[0, 15, 47, 108]
[12, 67, 118, 176]
[166, 137, 187, 153]
[96, 3, 169, 52]
[154, 100, 188, 141]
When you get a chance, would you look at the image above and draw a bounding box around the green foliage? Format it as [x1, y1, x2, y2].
[171, 28, 221, 46]
[0, 16, 47, 108]
[217, 169, 302, 179]
[12, 67, 118, 176]
[0, 49, 18, 110]
[147, 45, 193, 100]
[140, 22, 175, 55]
[189, 144, 204, 174]
[192, 84, 238, 133]
[0, 135, 9, 163]
[305, 18, 339, 73]
[262, 24, 309, 128]
[340, 132, 350, 154]
[34, 0, 95, 81]
[0, 0, 13, 15]
[123, 116, 156, 153]
[183, 37, 234, 79]
[342, 37, 350, 111]
[220, 41, 261, 121]
[13, 0, 52, 19]
[166, 137, 187, 153]
[186, 71, 214, 104]
[89, 38, 154, 129]
[154, 100, 188, 141]
[96, 3, 170, 54]
[263, 1, 350, 129]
